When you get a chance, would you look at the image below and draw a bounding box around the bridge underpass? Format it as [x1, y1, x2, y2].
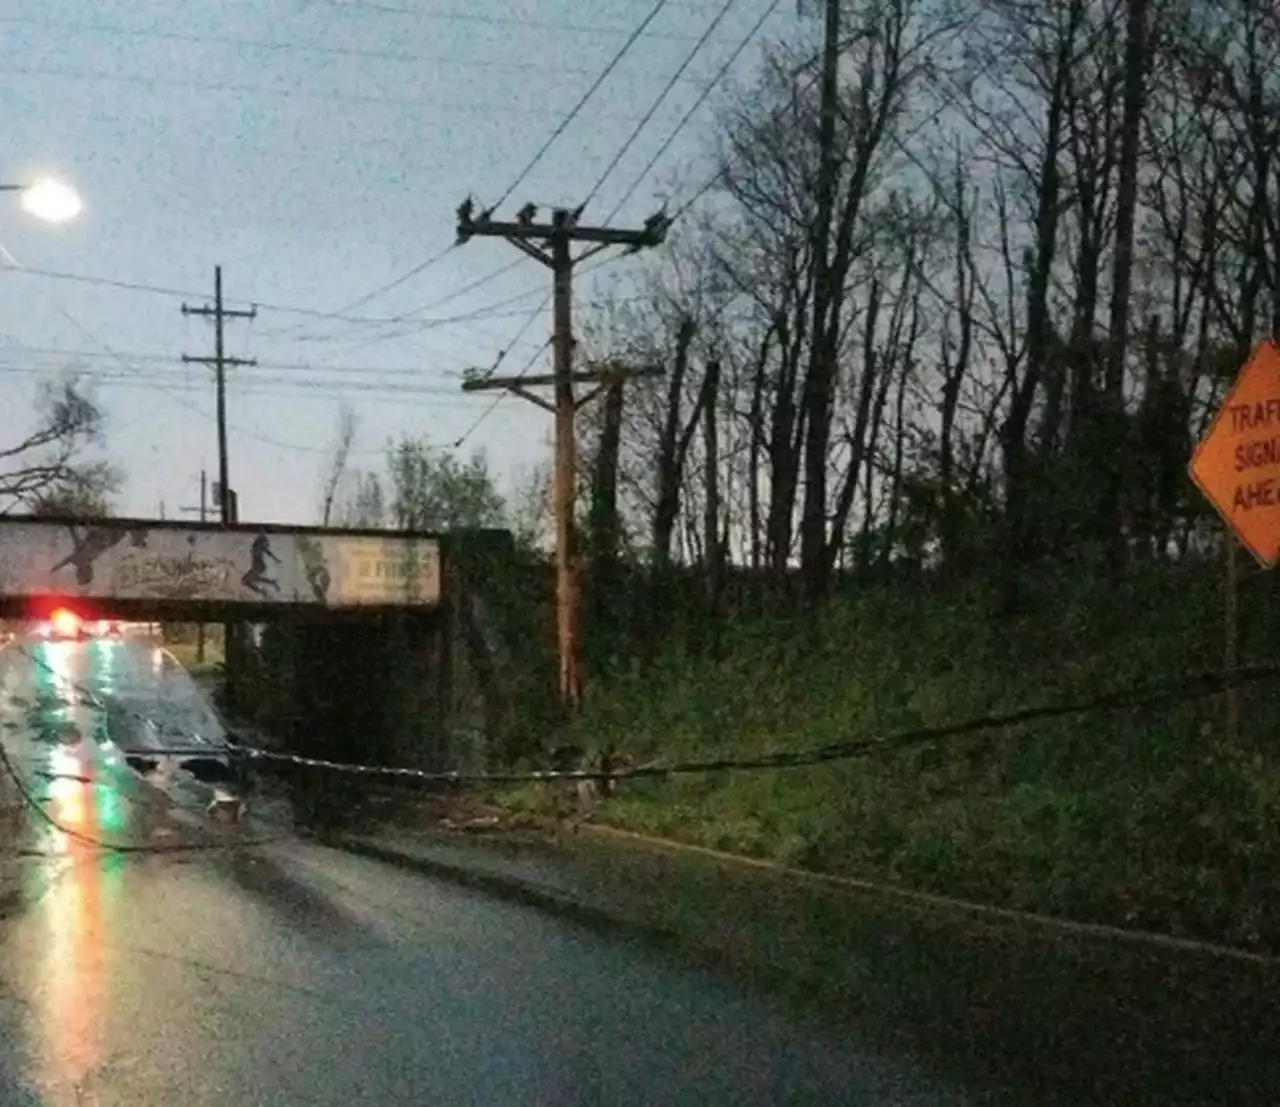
[0, 516, 521, 775]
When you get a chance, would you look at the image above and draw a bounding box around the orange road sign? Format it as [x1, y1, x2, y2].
[1190, 339, 1280, 569]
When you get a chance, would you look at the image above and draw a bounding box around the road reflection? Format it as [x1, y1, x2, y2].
[8, 640, 132, 1099]
[0, 633, 237, 1102]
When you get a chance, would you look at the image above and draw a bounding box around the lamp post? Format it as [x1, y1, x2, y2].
[0, 178, 83, 223]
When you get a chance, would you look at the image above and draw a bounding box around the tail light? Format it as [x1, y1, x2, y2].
[50, 608, 82, 637]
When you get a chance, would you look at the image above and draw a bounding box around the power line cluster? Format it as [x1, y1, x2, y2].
[0, 0, 788, 463]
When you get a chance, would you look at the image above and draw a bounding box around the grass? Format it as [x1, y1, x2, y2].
[510, 561, 1280, 952]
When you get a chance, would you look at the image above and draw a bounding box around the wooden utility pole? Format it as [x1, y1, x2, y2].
[179, 469, 209, 664]
[455, 201, 668, 712]
[181, 266, 257, 525]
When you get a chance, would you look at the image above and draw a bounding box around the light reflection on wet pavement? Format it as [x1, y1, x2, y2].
[0, 635, 969, 1107]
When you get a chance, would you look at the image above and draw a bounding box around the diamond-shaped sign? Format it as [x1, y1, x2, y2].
[1190, 339, 1280, 568]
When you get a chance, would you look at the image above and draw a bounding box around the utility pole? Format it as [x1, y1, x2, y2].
[455, 201, 668, 713]
[179, 469, 209, 664]
[181, 266, 257, 524]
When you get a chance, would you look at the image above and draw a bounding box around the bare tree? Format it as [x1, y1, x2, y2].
[319, 403, 357, 526]
[0, 378, 118, 516]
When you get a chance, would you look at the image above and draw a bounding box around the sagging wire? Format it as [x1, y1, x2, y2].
[0, 646, 290, 856]
[15, 644, 1280, 788]
[0, 737, 286, 857]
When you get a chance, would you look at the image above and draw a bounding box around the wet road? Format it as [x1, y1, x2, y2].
[0, 636, 970, 1106]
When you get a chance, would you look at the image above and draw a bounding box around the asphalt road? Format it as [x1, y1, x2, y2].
[0, 636, 972, 1107]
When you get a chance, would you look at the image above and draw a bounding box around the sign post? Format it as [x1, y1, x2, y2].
[1188, 339, 1280, 746]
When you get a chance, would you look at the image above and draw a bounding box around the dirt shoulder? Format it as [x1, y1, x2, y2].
[337, 800, 1280, 1107]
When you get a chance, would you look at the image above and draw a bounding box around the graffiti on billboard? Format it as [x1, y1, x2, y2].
[0, 520, 441, 606]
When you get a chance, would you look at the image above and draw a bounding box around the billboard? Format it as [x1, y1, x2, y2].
[0, 520, 441, 607]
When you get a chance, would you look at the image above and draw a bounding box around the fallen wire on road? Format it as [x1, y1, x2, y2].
[11, 642, 1280, 786]
[0, 738, 292, 856]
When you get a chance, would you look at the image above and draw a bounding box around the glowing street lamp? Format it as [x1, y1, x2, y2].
[0, 177, 83, 223]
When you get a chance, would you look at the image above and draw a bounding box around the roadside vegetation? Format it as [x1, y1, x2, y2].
[526, 562, 1274, 952]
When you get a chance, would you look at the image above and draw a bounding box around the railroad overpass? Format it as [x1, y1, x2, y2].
[0, 516, 518, 768]
[0, 516, 443, 620]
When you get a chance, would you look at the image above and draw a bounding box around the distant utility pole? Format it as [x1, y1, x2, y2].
[455, 200, 668, 713]
[179, 469, 209, 664]
[181, 266, 256, 525]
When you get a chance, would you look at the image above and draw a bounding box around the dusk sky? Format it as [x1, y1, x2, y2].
[0, 0, 799, 524]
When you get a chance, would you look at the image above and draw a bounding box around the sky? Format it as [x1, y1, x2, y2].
[0, 0, 802, 525]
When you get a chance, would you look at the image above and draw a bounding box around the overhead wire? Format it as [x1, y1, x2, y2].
[37, 658, 1280, 787]
[4, 263, 422, 324]
[0, 291, 391, 455]
[581, 0, 744, 216]
[446, 291, 553, 447]
[3, 259, 540, 336]
[607, 0, 788, 222]
[1, 64, 684, 121]
[0, 347, 469, 378]
[361, 256, 529, 324]
[0, 13, 720, 79]
[488, 0, 676, 213]
[261, 243, 460, 340]
[312, 0, 702, 40]
[453, 335, 552, 448]
[290, 257, 533, 351]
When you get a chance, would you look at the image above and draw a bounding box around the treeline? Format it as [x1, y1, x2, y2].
[568, 0, 1270, 608]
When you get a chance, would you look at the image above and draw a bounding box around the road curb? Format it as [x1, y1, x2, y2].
[574, 821, 1280, 966]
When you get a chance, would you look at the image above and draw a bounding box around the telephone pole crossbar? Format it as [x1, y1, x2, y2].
[455, 200, 668, 713]
[181, 266, 257, 525]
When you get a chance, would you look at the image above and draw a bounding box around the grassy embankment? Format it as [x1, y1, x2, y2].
[498, 562, 1280, 950]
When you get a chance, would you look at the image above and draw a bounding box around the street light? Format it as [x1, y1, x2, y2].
[0, 177, 82, 223]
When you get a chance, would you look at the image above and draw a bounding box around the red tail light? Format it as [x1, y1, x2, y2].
[49, 608, 81, 637]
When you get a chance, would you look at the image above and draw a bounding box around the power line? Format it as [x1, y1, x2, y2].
[472, 294, 553, 383]
[260, 243, 459, 340]
[2, 251, 635, 335]
[0, 368, 500, 397]
[100, 662, 1280, 784]
[582, 0, 744, 215]
[3, 262, 522, 330]
[288, 257, 533, 349]
[289, 277, 554, 344]
[608, 0, 786, 222]
[1, 261, 535, 335]
[489, 0, 676, 213]
[311, 0, 705, 39]
[0, 347, 498, 379]
[453, 338, 553, 448]
[391, 257, 532, 319]
[1, 64, 692, 121]
[0, 14, 725, 81]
